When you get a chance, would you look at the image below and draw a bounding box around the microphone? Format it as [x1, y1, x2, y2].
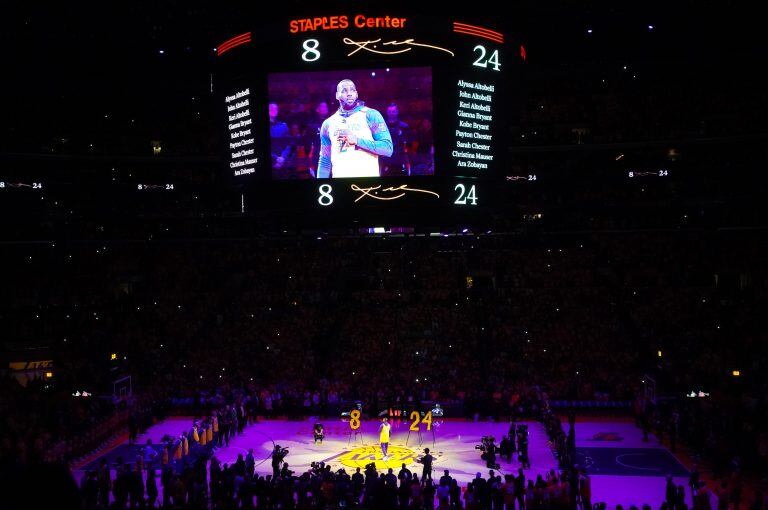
[339, 120, 349, 152]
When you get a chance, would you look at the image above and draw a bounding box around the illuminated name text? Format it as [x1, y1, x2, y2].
[453, 79, 497, 170]
[290, 15, 407, 34]
[225, 88, 257, 177]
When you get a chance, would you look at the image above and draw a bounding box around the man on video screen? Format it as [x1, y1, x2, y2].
[317, 79, 393, 178]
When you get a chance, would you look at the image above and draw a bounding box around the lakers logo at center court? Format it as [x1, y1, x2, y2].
[338, 444, 418, 470]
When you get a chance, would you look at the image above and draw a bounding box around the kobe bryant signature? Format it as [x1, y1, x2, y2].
[343, 38, 455, 57]
[351, 184, 440, 203]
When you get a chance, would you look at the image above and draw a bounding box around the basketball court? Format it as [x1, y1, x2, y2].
[75, 416, 704, 507]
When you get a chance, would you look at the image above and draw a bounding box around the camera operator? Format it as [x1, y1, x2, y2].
[271, 444, 288, 478]
[475, 436, 499, 469]
[310, 461, 325, 476]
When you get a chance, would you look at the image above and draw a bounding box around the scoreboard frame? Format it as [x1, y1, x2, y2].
[216, 11, 521, 219]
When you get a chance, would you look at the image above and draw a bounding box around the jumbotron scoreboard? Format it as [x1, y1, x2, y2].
[216, 12, 521, 215]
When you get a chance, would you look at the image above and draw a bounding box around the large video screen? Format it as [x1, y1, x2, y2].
[267, 67, 434, 180]
[218, 13, 518, 213]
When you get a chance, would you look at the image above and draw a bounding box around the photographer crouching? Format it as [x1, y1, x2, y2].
[475, 436, 500, 470]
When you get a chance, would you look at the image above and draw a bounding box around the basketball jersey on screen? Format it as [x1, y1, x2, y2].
[328, 108, 380, 178]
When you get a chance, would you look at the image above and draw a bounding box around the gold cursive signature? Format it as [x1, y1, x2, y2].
[351, 184, 441, 203]
[343, 37, 455, 57]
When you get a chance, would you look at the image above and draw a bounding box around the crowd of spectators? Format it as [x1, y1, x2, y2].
[67, 390, 602, 510]
[78, 452, 601, 510]
[2, 228, 767, 508]
[4, 3, 768, 509]
[515, 58, 768, 146]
